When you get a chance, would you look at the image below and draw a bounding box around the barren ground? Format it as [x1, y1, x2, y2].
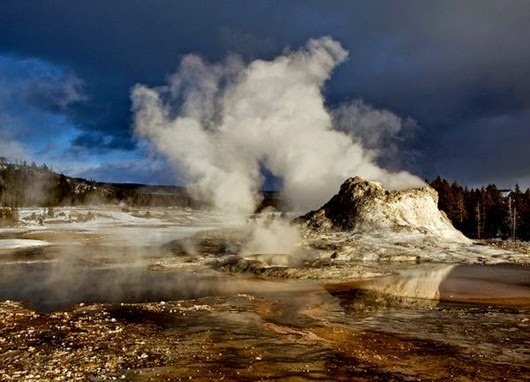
[0, 207, 529, 381]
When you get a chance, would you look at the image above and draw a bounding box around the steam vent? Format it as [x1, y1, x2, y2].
[300, 176, 470, 243]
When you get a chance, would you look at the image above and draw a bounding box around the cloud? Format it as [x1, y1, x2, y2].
[68, 156, 178, 185]
[0, 55, 85, 111]
[0, 130, 27, 161]
[2, 1, 530, 186]
[0, 55, 87, 162]
[0, 54, 177, 184]
[332, 99, 420, 171]
[71, 131, 137, 152]
[219, 27, 277, 58]
[434, 110, 530, 188]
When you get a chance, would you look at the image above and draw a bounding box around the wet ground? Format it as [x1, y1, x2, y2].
[0, 220, 529, 381]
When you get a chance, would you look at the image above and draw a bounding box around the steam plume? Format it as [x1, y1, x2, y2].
[132, 37, 424, 215]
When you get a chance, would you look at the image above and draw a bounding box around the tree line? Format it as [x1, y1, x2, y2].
[429, 176, 530, 241]
[0, 159, 194, 210]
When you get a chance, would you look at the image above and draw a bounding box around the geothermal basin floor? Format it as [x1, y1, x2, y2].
[0, 206, 529, 381]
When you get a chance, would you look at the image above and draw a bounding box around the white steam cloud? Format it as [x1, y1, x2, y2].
[131, 37, 424, 216]
[332, 100, 419, 171]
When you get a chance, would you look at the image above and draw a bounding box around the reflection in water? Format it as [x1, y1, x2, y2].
[326, 263, 530, 368]
[0, 262, 233, 311]
[357, 263, 455, 299]
[328, 263, 530, 310]
[0, 243, 329, 313]
[326, 264, 456, 314]
[440, 263, 530, 305]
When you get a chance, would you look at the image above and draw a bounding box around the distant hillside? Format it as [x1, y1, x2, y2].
[0, 159, 282, 211]
[0, 159, 194, 208]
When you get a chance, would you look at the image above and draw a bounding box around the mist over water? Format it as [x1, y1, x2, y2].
[131, 37, 424, 216]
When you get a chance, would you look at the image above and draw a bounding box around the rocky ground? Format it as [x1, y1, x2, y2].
[1, 292, 529, 382]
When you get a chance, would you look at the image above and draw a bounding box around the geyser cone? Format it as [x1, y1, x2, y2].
[300, 176, 470, 243]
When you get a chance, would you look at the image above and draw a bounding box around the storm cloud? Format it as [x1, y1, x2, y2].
[1, 0, 530, 187]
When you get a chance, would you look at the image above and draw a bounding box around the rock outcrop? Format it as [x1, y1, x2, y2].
[299, 177, 470, 243]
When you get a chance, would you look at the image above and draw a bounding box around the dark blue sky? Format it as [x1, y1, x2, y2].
[1, 0, 530, 188]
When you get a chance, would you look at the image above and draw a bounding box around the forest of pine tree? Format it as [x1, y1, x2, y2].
[429, 176, 530, 241]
